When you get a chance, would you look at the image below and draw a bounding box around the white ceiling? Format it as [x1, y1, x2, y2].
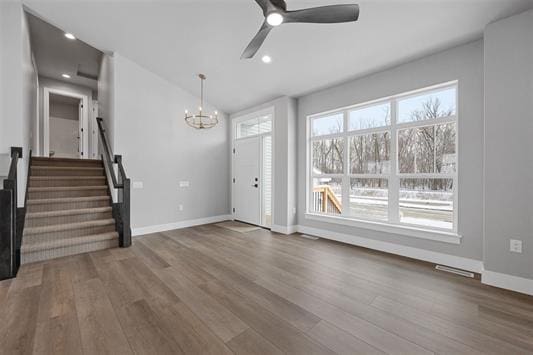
[24, 0, 533, 113]
[27, 12, 102, 90]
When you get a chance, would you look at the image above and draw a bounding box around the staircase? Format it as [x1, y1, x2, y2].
[21, 157, 119, 264]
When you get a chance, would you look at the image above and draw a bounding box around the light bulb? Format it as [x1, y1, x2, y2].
[267, 12, 283, 26]
[262, 55, 272, 63]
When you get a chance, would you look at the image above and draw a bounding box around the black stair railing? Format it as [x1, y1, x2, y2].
[96, 117, 131, 247]
[0, 147, 23, 280]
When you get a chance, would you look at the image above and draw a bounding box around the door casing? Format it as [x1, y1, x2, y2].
[231, 107, 275, 228]
[43, 87, 89, 158]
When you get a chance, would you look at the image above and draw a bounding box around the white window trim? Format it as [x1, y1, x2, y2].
[305, 213, 461, 244]
[306, 81, 459, 243]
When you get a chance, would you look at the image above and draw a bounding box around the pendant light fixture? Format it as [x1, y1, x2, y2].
[184, 74, 218, 129]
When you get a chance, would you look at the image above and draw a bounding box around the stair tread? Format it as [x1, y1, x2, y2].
[30, 176, 106, 180]
[27, 207, 113, 219]
[24, 218, 115, 236]
[27, 196, 110, 204]
[32, 157, 102, 163]
[21, 232, 119, 253]
[28, 186, 108, 192]
[32, 166, 103, 171]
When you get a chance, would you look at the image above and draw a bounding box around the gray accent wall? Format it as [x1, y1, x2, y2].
[112, 53, 229, 230]
[297, 40, 485, 260]
[484, 9, 533, 279]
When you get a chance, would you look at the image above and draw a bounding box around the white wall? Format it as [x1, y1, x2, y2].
[297, 40, 484, 261]
[97, 54, 115, 152]
[112, 54, 230, 232]
[0, 2, 38, 204]
[22, 10, 38, 160]
[50, 101, 78, 120]
[0, 2, 23, 156]
[484, 9, 533, 281]
[49, 116, 79, 158]
[230, 96, 298, 232]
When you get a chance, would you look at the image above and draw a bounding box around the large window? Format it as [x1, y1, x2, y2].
[308, 83, 457, 232]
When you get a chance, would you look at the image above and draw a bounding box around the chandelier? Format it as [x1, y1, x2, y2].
[184, 74, 218, 129]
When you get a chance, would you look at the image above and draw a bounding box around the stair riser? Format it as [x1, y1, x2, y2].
[21, 238, 119, 264]
[28, 199, 111, 213]
[25, 211, 114, 228]
[25, 224, 116, 243]
[28, 189, 109, 199]
[32, 160, 103, 168]
[29, 178, 107, 188]
[31, 168, 105, 177]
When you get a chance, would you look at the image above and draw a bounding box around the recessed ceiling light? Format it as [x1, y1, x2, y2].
[266, 12, 283, 27]
[262, 55, 272, 64]
[64, 33, 76, 40]
[62, 74, 71, 79]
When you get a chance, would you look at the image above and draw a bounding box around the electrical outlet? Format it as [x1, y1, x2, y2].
[292, 207, 297, 215]
[179, 181, 190, 188]
[178, 204, 184, 212]
[510, 239, 522, 253]
[132, 181, 143, 189]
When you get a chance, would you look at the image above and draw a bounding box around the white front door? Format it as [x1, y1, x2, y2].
[234, 136, 261, 225]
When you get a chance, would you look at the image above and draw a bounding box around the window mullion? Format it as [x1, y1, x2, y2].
[433, 125, 437, 173]
[342, 111, 350, 217]
[389, 99, 400, 223]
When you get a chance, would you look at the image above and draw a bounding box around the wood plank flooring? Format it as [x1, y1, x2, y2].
[1, 224, 533, 354]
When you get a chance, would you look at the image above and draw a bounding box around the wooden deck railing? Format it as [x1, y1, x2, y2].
[312, 185, 342, 214]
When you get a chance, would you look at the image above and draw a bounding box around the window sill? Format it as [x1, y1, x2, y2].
[304, 213, 462, 244]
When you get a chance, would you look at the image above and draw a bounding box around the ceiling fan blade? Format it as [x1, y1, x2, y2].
[241, 22, 272, 59]
[253, 0, 269, 13]
[284, 4, 359, 24]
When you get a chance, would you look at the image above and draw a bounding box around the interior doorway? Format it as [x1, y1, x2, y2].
[232, 109, 273, 228]
[43, 88, 89, 159]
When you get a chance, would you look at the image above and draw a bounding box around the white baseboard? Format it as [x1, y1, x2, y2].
[132, 214, 232, 237]
[271, 224, 297, 235]
[482, 270, 533, 296]
[296, 225, 483, 273]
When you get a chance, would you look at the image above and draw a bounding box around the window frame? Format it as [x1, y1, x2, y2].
[306, 81, 459, 243]
[235, 113, 273, 139]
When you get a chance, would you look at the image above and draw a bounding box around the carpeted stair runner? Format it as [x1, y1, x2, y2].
[21, 157, 119, 264]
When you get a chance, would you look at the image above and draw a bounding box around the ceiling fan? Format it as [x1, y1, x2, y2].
[241, 0, 360, 59]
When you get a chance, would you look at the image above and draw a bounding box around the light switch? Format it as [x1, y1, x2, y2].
[133, 181, 143, 189]
[179, 181, 190, 188]
[510, 239, 522, 253]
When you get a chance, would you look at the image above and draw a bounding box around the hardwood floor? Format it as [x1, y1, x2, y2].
[1, 224, 533, 354]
